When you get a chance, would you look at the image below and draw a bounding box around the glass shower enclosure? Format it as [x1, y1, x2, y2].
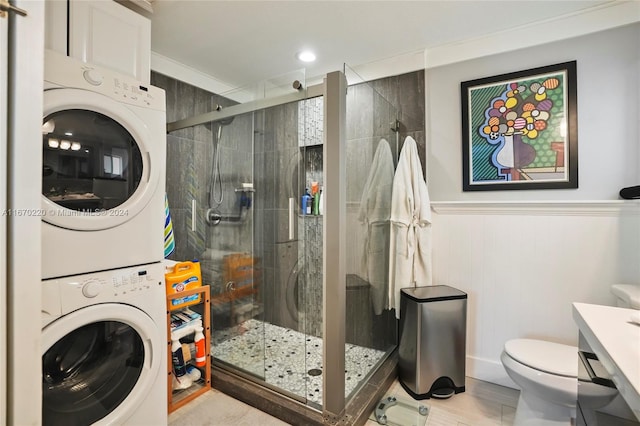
[161, 67, 399, 418]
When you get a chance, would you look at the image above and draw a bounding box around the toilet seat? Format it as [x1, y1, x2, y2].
[504, 339, 577, 377]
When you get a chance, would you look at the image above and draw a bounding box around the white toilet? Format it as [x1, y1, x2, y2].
[501, 284, 640, 426]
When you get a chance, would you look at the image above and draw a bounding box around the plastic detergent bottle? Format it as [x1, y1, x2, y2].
[194, 326, 206, 367]
[165, 260, 202, 309]
[171, 338, 187, 377]
[312, 188, 320, 215]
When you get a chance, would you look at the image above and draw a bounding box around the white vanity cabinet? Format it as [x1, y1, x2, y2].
[573, 303, 640, 425]
[45, 0, 151, 83]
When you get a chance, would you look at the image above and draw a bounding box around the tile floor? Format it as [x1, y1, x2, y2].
[168, 376, 519, 426]
[212, 319, 387, 404]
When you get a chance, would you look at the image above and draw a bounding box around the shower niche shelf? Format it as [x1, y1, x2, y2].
[167, 285, 211, 413]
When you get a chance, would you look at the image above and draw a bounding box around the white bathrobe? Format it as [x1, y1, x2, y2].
[358, 139, 394, 315]
[389, 136, 432, 319]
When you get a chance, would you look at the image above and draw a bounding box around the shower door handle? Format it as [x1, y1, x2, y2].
[191, 199, 197, 232]
[288, 197, 295, 241]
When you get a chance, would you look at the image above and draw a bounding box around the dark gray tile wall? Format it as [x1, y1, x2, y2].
[345, 70, 426, 352]
[370, 70, 426, 172]
[151, 72, 253, 300]
[153, 69, 425, 351]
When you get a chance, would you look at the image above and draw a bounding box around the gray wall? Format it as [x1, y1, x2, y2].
[427, 23, 640, 387]
[427, 23, 640, 201]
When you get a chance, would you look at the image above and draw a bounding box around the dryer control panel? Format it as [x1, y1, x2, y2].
[42, 263, 165, 318]
[44, 49, 165, 112]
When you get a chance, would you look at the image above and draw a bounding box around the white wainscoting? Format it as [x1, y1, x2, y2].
[431, 200, 640, 388]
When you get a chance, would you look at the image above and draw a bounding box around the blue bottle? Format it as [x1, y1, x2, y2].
[301, 189, 311, 215]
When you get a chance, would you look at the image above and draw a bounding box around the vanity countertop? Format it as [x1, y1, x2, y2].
[572, 302, 640, 420]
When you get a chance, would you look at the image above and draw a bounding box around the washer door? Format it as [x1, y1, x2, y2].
[41, 88, 160, 231]
[41, 303, 161, 426]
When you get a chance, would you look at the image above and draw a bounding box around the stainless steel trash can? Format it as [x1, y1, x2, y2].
[398, 285, 467, 400]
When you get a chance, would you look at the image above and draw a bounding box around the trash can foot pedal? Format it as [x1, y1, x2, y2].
[431, 387, 455, 399]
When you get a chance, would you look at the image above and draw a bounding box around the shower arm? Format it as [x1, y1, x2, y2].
[207, 210, 245, 224]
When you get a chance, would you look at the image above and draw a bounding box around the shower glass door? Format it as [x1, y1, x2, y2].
[201, 70, 317, 405]
[343, 65, 399, 403]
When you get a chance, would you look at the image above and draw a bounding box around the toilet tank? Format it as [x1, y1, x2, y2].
[611, 284, 640, 309]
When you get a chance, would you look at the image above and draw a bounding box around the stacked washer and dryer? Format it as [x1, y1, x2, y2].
[40, 50, 168, 425]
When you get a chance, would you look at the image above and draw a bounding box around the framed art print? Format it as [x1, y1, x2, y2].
[461, 61, 577, 191]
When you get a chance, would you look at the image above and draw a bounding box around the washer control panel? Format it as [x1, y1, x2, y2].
[44, 49, 165, 111]
[44, 263, 165, 315]
[82, 69, 104, 86]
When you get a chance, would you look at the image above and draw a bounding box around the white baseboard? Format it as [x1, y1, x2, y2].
[466, 355, 519, 390]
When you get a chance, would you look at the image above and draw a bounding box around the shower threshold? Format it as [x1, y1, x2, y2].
[211, 319, 387, 405]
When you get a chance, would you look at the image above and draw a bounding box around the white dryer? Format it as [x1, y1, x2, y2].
[41, 50, 166, 279]
[41, 263, 167, 425]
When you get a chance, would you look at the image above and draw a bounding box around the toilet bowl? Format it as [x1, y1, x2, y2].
[502, 285, 640, 425]
[502, 338, 621, 426]
[501, 339, 578, 425]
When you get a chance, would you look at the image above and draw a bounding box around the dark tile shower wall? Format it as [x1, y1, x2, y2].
[254, 102, 302, 330]
[344, 70, 425, 350]
[370, 70, 426, 173]
[151, 72, 253, 296]
[283, 70, 427, 344]
[152, 69, 425, 347]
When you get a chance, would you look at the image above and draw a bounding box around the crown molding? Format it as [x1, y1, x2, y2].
[430, 200, 640, 216]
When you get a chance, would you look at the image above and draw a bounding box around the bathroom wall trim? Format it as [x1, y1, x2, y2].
[424, 1, 639, 69]
[150, 3, 637, 97]
[431, 200, 640, 217]
[466, 356, 518, 390]
[150, 51, 238, 98]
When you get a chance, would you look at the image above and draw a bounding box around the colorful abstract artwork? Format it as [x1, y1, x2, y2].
[461, 62, 577, 191]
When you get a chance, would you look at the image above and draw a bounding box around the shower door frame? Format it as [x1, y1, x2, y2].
[322, 71, 347, 419]
[166, 72, 349, 419]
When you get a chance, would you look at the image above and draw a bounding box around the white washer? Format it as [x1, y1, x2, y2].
[41, 263, 167, 425]
[41, 50, 166, 279]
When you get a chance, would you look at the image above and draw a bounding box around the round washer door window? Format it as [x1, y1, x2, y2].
[41, 304, 161, 426]
[42, 88, 160, 231]
[42, 109, 143, 212]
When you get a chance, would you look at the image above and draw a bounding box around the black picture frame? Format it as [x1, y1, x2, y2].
[461, 61, 578, 191]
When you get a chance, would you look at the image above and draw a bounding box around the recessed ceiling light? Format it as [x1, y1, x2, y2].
[297, 51, 316, 63]
[64, 132, 73, 136]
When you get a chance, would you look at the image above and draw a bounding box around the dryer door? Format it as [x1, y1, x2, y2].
[41, 303, 162, 426]
[41, 88, 160, 231]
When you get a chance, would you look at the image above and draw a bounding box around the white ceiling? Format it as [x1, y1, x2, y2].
[150, 0, 614, 90]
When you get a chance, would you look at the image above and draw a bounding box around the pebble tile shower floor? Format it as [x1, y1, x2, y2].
[211, 319, 386, 405]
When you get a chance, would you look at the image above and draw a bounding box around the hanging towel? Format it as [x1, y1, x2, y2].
[388, 136, 432, 319]
[164, 193, 176, 258]
[358, 139, 395, 315]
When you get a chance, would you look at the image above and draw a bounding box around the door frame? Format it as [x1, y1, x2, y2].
[3, 1, 45, 424]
